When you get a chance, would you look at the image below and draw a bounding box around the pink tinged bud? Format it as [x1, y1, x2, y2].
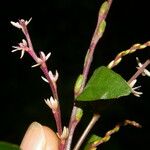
[20, 122, 59, 150]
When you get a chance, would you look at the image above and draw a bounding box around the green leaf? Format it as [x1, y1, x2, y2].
[77, 66, 131, 101]
[0, 141, 21, 150]
[84, 134, 102, 150]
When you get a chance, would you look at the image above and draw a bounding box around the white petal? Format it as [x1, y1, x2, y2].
[143, 69, 150, 77]
[25, 17, 32, 25]
[20, 50, 25, 59]
[44, 98, 52, 108]
[41, 76, 49, 83]
[31, 63, 40, 68]
[10, 21, 22, 28]
[46, 52, 51, 61]
[40, 51, 46, 60]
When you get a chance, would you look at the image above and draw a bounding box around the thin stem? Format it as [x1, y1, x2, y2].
[80, 0, 113, 93]
[65, 1, 113, 149]
[128, 59, 150, 84]
[65, 106, 79, 150]
[73, 114, 100, 150]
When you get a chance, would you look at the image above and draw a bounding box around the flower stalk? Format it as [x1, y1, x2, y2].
[11, 19, 62, 136]
[66, 1, 113, 150]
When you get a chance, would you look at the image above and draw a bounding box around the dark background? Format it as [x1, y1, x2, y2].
[1, 0, 150, 149]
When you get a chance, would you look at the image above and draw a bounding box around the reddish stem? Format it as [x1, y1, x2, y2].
[128, 59, 150, 84]
[20, 20, 62, 135]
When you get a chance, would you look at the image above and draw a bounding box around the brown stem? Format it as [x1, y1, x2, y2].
[73, 114, 100, 150]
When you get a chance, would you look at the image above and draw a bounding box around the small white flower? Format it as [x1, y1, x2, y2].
[10, 18, 32, 29]
[136, 57, 150, 77]
[40, 51, 51, 61]
[32, 51, 51, 68]
[129, 79, 143, 97]
[44, 96, 58, 111]
[12, 39, 28, 58]
[48, 70, 59, 82]
[132, 86, 143, 97]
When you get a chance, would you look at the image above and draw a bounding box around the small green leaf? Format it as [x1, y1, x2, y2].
[84, 134, 102, 150]
[0, 141, 20, 150]
[77, 66, 131, 101]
